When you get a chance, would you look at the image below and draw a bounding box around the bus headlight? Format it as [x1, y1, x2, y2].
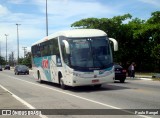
[73, 72, 80, 77]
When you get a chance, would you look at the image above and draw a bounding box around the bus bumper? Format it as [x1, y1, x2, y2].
[68, 73, 114, 87]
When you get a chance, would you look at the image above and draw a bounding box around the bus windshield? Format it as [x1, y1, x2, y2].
[67, 37, 113, 70]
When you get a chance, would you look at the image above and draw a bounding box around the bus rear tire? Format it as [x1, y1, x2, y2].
[94, 84, 102, 88]
[37, 71, 43, 83]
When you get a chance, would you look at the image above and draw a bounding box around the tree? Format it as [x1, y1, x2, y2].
[151, 44, 160, 60]
[22, 52, 32, 68]
[0, 56, 6, 65]
[151, 44, 160, 71]
[147, 11, 160, 24]
[18, 58, 24, 64]
[18, 52, 32, 68]
[133, 11, 160, 71]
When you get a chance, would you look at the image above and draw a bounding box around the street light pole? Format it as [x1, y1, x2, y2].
[0, 41, 1, 57]
[46, 0, 48, 36]
[5, 34, 8, 63]
[16, 23, 21, 64]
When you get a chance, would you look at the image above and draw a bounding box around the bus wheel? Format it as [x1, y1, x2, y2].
[37, 71, 42, 83]
[60, 78, 66, 90]
[94, 84, 102, 88]
[120, 79, 125, 83]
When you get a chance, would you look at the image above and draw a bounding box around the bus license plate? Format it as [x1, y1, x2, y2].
[92, 79, 99, 83]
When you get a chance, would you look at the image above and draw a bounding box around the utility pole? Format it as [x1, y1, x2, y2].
[0, 41, 1, 57]
[22, 47, 27, 58]
[5, 34, 8, 63]
[11, 51, 14, 66]
[46, 0, 48, 36]
[16, 23, 21, 64]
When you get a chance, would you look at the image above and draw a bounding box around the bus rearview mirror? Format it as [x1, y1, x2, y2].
[62, 40, 70, 54]
[109, 38, 118, 51]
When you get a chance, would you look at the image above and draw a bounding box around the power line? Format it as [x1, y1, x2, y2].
[22, 47, 27, 58]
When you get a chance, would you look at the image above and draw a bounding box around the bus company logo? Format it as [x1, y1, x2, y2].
[42, 59, 49, 68]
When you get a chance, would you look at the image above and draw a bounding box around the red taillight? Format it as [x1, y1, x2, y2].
[122, 70, 126, 73]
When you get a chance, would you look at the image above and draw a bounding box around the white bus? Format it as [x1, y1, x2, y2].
[31, 29, 118, 89]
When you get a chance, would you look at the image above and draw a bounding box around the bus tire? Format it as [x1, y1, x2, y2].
[120, 79, 125, 83]
[60, 78, 66, 90]
[37, 71, 43, 83]
[94, 84, 102, 88]
[59, 73, 66, 90]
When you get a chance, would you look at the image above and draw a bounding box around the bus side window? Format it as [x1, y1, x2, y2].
[50, 44, 54, 55]
[32, 44, 41, 57]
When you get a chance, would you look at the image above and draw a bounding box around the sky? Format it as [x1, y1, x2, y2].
[0, 0, 160, 60]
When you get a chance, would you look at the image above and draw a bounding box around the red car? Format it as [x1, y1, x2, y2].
[114, 64, 126, 83]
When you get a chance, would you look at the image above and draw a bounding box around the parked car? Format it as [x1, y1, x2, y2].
[4, 65, 10, 70]
[14, 65, 29, 75]
[114, 64, 126, 83]
[0, 65, 2, 71]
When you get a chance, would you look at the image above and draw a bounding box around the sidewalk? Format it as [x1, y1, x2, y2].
[126, 74, 152, 81]
[135, 74, 152, 78]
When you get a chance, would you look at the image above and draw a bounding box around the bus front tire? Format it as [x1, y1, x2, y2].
[60, 78, 66, 90]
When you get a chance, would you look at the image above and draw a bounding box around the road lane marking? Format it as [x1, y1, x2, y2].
[2, 74, 152, 118]
[0, 84, 48, 118]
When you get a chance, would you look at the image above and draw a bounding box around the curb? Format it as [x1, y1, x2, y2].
[139, 78, 152, 81]
[126, 77, 152, 81]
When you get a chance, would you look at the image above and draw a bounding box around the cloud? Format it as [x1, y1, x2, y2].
[7, 0, 27, 4]
[0, 4, 10, 16]
[138, 0, 160, 7]
[0, 12, 45, 58]
[33, 0, 121, 32]
[0, 22, 44, 58]
[39, 0, 119, 17]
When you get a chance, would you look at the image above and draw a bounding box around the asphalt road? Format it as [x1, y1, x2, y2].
[0, 70, 159, 118]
